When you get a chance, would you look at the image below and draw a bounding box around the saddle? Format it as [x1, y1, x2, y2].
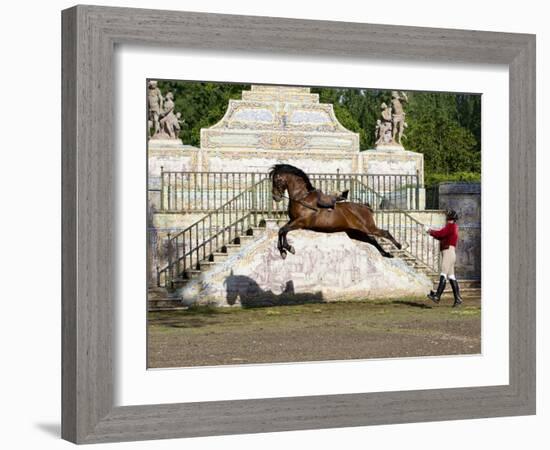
[315, 189, 349, 209]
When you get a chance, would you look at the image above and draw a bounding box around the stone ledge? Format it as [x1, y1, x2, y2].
[439, 182, 481, 195]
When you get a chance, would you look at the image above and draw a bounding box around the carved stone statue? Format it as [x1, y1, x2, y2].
[173, 112, 184, 137]
[375, 103, 393, 145]
[159, 92, 180, 139]
[381, 101, 392, 123]
[374, 92, 408, 149]
[148, 86, 184, 142]
[390, 91, 408, 145]
[147, 80, 163, 137]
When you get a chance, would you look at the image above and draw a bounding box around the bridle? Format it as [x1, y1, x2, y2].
[273, 173, 319, 212]
[280, 191, 319, 212]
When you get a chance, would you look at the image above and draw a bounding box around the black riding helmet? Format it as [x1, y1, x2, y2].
[446, 208, 459, 221]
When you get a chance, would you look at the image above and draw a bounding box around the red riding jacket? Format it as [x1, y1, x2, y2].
[429, 221, 459, 251]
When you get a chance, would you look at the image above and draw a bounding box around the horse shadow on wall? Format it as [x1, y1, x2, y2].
[223, 272, 324, 307]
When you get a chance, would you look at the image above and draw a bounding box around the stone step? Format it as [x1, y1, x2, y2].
[430, 287, 480, 295]
[439, 288, 481, 298]
[171, 277, 190, 288]
[184, 269, 202, 279]
[148, 298, 184, 310]
[235, 235, 256, 245]
[432, 280, 481, 289]
[149, 306, 189, 312]
[263, 218, 289, 226]
[147, 287, 180, 301]
[401, 256, 417, 262]
[198, 260, 218, 270]
[221, 243, 241, 254]
[411, 262, 431, 268]
[212, 252, 230, 261]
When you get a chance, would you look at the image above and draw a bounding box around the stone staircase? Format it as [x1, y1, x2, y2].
[379, 238, 439, 278]
[379, 239, 481, 301]
[431, 278, 481, 300]
[148, 220, 279, 311]
[149, 218, 479, 311]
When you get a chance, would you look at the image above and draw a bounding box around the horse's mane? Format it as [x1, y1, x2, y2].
[268, 164, 314, 191]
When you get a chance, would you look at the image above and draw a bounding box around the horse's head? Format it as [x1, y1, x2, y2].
[271, 172, 287, 202]
[269, 164, 313, 202]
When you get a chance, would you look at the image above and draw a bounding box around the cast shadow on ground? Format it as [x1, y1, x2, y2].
[391, 299, 432, 309]
[224, 274, 324, 307]
[149, 308, 226, 329]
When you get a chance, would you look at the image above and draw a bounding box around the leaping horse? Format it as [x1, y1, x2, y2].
[269, 164, 402, 259]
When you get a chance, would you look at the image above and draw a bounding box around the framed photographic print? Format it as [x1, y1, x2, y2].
[62, 5, 536, 444]
[146, 80, 483, 369]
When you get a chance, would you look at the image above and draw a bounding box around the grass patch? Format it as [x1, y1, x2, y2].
[148, 295, 481, 367]
[149, 297, 480, 336]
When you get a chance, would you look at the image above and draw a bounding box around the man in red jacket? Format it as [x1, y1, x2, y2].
[425, 209, 463, 307]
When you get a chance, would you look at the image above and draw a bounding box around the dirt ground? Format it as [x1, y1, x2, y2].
[147, 295, 481, 368]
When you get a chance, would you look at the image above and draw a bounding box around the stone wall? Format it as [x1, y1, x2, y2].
[149, 209, 447, 288]
[148, 212, 208, 284]
[438, 182, 481, 280]
[179, 222, 432, 307]
[147, 85, 426, 207]
[146, 85, 441, 289]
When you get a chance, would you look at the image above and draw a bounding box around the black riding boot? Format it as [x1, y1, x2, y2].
[449, 278, 463, 307]
[428, 275, 446, 304]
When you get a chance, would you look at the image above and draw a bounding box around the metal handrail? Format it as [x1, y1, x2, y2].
[157, 178, 285, 287]
[351, 177, 438, 271]
[158, 170, 421, 212]
[374, 209, 439, 272]
[157, 174, 436, 288]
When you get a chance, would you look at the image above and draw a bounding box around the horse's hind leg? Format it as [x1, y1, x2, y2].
[369, 228, 402, 250]
[346, 230, 393, 258]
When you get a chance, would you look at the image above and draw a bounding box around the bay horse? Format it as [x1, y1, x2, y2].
[269, 164, 402, 259]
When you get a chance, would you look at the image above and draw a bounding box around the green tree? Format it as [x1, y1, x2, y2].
[157, 81, 250, 146]
[405, 92, 480, 176]
[155, 81, 481, 183]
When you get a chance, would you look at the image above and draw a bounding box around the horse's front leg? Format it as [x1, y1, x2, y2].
[277, 225, 286, 254]
[277, 226, 289, 259]
[278, 218, 307, 258]
[281, 222, 296, 255]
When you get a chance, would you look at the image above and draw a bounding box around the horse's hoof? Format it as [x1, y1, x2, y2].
[280, 250, 287, 259]
[288, 245, 295, 255]
[384, 252, 394, 258]
[396, 242, 402, 250]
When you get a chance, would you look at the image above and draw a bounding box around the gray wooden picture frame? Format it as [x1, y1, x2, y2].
[61, 5, 536, 444]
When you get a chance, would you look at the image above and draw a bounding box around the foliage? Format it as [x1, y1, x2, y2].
[312, 88, 480, 182]
[156, 81, 481, 182]
[405, 92, 480, 177]
[425, 171, 481, 187]
[157, 81, 250, 147]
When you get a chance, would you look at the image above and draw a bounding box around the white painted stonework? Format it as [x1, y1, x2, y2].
[147, 85, 425, 182]
[198, 84, 361, 174]
[201, 85, 359, 153]
[147, 84, 427, 214]
[179, 224, 432, 307]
